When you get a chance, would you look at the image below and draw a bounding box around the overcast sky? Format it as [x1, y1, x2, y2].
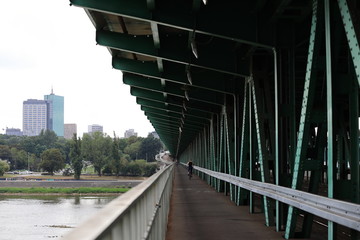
[0, 0, 154, 138]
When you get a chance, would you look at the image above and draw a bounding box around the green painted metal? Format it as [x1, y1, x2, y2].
[251, 80, 273, 227]
[124, 73, 226, 106]
[248, 80, 254, 214]
[113, 57, 240, 94]
[337, 0, 360, 86]
[349, 71, 360, 240]
[325, 1, 334, 239]
[217, 110, 224, 192]
[70, 1, 360, 238]
[96, 30, 248, 77]
[136, 98, 211, 119]
[273, 48, 280, 232]
[237, 80, 249, 205]
[70, 0, 270, 47]
[223, 105, 234, 200]
[285, 0, 321, 237]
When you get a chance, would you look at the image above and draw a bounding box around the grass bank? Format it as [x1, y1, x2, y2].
[0, 187, 129, 194]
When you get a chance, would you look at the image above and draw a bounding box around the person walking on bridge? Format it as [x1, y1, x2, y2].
[187, 160, 193, 178]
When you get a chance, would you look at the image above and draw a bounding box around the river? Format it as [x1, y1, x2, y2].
[0, 195, 117, 240]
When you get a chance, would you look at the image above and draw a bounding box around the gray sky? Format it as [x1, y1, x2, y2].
[0, 0, 154, 137]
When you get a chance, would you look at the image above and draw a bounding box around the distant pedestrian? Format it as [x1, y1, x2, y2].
[187, 160, 193, 178]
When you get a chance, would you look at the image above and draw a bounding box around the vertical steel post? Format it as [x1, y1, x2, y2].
[325, 1, 334, 239]
[233, 94, 238, 203]
[273, 48, 280, 232]
[251, 80, 272, 226]
[249, 79, 254, 213]
[238, 80, 248, 205]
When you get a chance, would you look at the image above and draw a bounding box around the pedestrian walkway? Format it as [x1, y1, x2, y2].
[165, 166, 284, 240]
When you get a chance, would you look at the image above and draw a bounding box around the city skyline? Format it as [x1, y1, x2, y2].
[22, 90, 64, 137]
[0, 0, 154, 138]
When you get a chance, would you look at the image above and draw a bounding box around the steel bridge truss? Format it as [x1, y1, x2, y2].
[70, 0, 360, 239]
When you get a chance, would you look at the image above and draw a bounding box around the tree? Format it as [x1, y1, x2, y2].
[0, 160, 10, 176]
[40, 148, 65, 175]
[70, 134, 82, 180]
[111, 134, 122, 176]
[81, 132, 112, 176]
[124, 141, 142, 160]
[0, 145, 11, 161]
[37, 129, 58, 149]
[10, 148, 27, 170]
[138, 135, 162, 162]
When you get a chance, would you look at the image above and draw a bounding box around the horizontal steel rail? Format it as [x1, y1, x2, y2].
[189, 165, 360, 232]
[63, 163, 174, 240]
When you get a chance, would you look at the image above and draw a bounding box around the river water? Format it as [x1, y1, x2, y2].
[0, 195, 117, 240]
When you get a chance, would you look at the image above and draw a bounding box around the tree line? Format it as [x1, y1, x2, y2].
[0, 130, 163, 179]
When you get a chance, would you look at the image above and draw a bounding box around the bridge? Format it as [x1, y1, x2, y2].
[65, 0, 360, 239]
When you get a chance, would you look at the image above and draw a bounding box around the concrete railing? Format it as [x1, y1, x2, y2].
[63, 163, 174, 240]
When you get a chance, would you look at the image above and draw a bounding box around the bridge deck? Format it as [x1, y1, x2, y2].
[166, 166, 284, 240]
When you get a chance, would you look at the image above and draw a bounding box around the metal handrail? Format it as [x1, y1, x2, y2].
[192, 165, 360, 232]
[63, 163, 174, 240]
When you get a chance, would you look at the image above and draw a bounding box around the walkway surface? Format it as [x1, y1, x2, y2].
[165, 166, 285, 240]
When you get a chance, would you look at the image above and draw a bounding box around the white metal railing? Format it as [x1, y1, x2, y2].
[63, 163, 174, 240]
[190, 165, 360, 232]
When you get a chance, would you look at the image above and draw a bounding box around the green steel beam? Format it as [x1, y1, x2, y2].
[97, 30, 249, 77]
[112, 57, 241, 94]
[139, 100, 211, 121]
[285, 0, 322, 237]
[237, 80, 249, 205]
[325, 1, 334, 239]
[136, 96, 216, 115]
[131, 88, 222, 114]
[337, 0, 360, 86]
[142, 106, 207, 126]
[251, 79, 274, 227]
[70, 0, 271, 48]
[123, 73, 225, 106]
[136, 98, 212, 119]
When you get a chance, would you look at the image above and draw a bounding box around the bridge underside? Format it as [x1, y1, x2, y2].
[70, 0, 359, 239]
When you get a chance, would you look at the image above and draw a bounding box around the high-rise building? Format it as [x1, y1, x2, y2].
[88, 124, 103, 133]
[44, 90, 64, 137]
[124, 129, 138, 138]
[64, 124, 77, 139]
[23, 99, 48, 136]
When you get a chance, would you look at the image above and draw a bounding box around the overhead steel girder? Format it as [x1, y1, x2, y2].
[125, 77, 225, 106]
[149, 119, 204, 134]
[136, 98, 212, 119]
[141, 103, 210, 121]
[124, 73, 225, 106]
[150, 119, 203, 132]
[130, 87, 222, 114]
[70, 0, 268, 47]
[136, 96, 214, 115]
[150, 121, 201, 141]
[113, 58, 240, 94]
[144, 111, 200, 127]
[142, 107, 206, 126]
[97, 30, 249, 77]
